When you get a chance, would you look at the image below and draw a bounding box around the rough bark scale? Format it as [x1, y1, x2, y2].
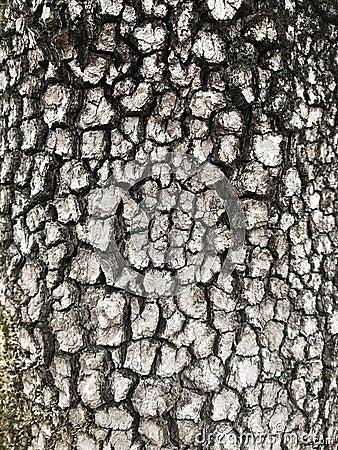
[0, 0, 337, 449]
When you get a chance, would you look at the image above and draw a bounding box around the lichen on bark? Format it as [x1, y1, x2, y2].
[0, 308, 31, 450]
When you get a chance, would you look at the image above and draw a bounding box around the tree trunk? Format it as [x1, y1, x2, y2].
[1, 0, 337, 449]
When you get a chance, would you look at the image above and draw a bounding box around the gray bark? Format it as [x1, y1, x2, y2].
[0, 0, 337, 449]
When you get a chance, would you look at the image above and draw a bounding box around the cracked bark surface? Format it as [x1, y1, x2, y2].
[0, 0, 337, 449]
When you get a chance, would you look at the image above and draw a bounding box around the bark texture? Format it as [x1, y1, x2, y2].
[0, 0, 337, 449]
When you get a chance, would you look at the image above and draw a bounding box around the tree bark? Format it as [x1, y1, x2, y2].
[0, 0, 337, 449]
